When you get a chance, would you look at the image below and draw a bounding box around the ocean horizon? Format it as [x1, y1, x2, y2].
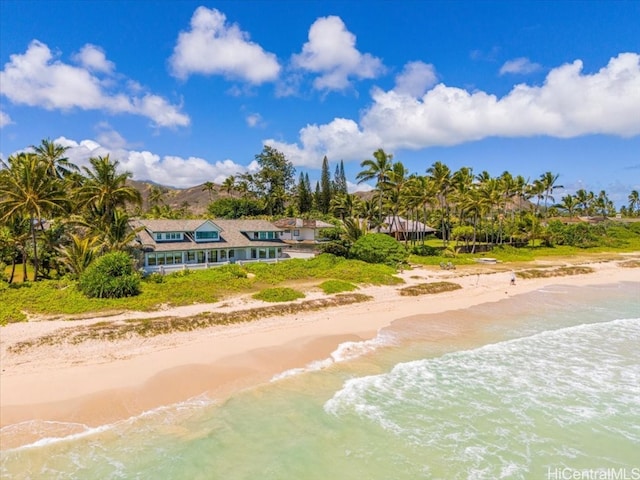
[2, 281, 639, 479]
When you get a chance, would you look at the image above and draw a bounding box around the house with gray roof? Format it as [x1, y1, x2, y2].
[130, 218, 287, 273]
[272, 218, 335, 242]
[379, 215, 437, 241]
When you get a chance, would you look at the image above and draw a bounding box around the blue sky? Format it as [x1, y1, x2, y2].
[1, 1, 639, 205]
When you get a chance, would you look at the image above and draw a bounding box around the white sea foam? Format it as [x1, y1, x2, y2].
[270, 331, 396, 382]
[325, 317, 640, 477]
[2, 394, 217, 453]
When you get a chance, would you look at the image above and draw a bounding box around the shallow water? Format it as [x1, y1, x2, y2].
[2, 282, 638, 479]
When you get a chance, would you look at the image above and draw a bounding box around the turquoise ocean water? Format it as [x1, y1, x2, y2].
[1, 281, 639, 479]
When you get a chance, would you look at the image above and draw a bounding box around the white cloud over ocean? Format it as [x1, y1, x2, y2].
[268, 53, 640, 167]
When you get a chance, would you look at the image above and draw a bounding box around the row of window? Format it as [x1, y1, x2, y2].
[147, 249, 235, 266]
[155, 232, 183, 241]
[252, 231, 278, 240]
[146, 247, 283, 266]
[249, 247, 281, 259]
[155, 230, 281, 242]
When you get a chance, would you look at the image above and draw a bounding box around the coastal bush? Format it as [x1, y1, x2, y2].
[410, 244, 441, 256]
[319, 240, 350, 258]
[252, 287, 305, 303]
[399, 282, 462, 296]
[350, 234, 408, 266]
[319, 280, 357, 294]
[78, 252, 141, 299]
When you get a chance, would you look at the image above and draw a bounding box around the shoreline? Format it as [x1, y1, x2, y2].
[1, 258, 639, 448]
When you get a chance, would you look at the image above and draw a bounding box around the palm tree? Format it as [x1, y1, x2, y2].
[426, 161, 452, 245]
[384, 161, 408, 237]
[56, 233, 100, 278]
[147, 185, 165, 209]
[32, 138, 78, 179]
[0, 153, 68, 280]
[76, 155, 141, 230]
[202, 181, 216, 201]
[222, 176, 235, 197]
[628, 190, 639, 216]
[557, 194, 579, 219]
[0, 214, 30, 283]
[357, 148, 394, 229]
[538, 172, 563, 218]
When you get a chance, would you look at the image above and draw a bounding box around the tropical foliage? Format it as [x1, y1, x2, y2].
[1, 137, 639, 314]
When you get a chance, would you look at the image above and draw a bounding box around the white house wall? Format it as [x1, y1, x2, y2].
[281, 228, 316, 241]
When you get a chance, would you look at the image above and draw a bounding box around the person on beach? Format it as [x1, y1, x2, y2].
[510, 272, 516, 286]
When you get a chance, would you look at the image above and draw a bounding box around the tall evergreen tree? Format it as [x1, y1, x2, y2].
[296, 172, 312, 214]
[334, 160, 348, 195]
[314, 181, 321, 212]
[320, 156, 332, 214]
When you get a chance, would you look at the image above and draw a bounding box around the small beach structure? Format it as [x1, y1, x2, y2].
[379, 215, 437, 241]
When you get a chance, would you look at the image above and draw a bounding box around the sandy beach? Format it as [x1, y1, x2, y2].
[1, 256, 638, 448]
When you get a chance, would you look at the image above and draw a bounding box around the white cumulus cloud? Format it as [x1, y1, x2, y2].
[0, 40, 190, 128]
[500, 57, 542, 75]
[54, 135, 248, 188]
[291, 15, 384, 91]
[73, 44, 115, 73]
[245, 113, 263, 128]
[393, 61, 438, 97]
[267, 53, 640, 167]
[170, 6, 280, 84]
[0, 110, 12, 128]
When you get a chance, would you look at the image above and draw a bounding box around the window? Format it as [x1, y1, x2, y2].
[228, 249, 235, 258]
[208, 250, 218, 263]
[156, 253, 165, 265]
[251, 248, 257, 259]
[186, 251, 196, 263]
[148, 253, 156, 266]
[293, 230, 300, 236]
[195, 231, 218, 241]
[259, 231, 266, 240]
[267, 231, 275, 239]
[173, 252, 183, 264]
[253, 232, 259, 239]
[156, 232, 182, 241]
[197, 251, 205, 263]
[259, 248, 267, 259]
[219, 250, 227, 260]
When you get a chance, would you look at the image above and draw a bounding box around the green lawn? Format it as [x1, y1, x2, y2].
[0, 255, 400, 324]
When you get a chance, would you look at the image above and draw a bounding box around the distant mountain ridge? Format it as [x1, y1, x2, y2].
[126, 179, 378, 216]
[127, 180, 229, 215]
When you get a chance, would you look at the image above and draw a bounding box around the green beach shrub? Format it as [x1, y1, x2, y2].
[350, 234, 408, 266]
[252, 287, 305, 303]
[78, 251, 141, 299]
[319, 279, 357, 294]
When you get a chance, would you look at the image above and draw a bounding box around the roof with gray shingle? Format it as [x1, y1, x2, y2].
[129, 218, 285, 252]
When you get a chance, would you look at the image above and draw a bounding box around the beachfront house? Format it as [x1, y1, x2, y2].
[130, 218, 286, 273]
[272, 218, 335, 242]
[380, 215, 437, 241]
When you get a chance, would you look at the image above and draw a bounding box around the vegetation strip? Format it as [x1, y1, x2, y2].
[516, 266, 595, 279]
[8, 293, 373, 353]
[398, 282, 462, 296]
